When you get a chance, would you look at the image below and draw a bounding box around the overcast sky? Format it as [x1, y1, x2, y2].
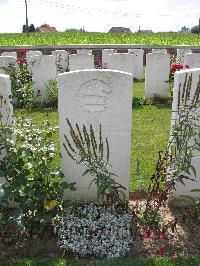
[0, 0, 199, 33]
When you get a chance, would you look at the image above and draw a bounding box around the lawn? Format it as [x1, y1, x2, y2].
[14, 80, 172, 191]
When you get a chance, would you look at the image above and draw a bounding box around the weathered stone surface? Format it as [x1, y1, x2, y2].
[185, 53, 200, 68]
[128, 49, 144, 80]
[1, 52, 17, 58]
[102, 49, 114, 69]
[0, 74, 13, 126]
[171, 68, 200, 197]
[58, 69, 133, 201]
[77, 49, 92, 55]
[108, 53, 134, 75]
[0, 56, 17, 75]
[152, 49, 167, 54]
[69, 54, 94, 71]
[26, 50, 42, 59]
[52, 50, 69, 74]
[176, 49, 192, 64]
[145, 53, 170, 98]
[27, 55, 57, 102]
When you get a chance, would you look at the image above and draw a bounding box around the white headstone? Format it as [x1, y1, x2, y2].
[52, 50, 69, 74]
[0, 74, 13, 127]
[69, 54, 94, 71]
[26, 50, 42, 59]
[185, 53, 200, 68]
[1, 52, 17, 58]
[77, 49, 92, 55]
[102, 49, 114, 69]
[27, 55, 57, 102]
[108, 53, 134, 75]
[171, 68, 200, 197]
[176, 49, 192, 65]
[152, 49, 167, 54]
[0, 56, 17, 75]
[145, 53, 170, 99]
[58, 69, 133, 201]
[0, 74, 13, 163]
[128, 49, 144, 80]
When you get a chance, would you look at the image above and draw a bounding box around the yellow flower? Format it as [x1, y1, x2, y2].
[44, 200, 58, 210]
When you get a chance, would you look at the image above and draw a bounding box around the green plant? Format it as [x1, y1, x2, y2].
[0, 114, 76, 232]
[63, 119, 126, 203]
[46, 79, 58, 107]
[1, 53, 34, 108]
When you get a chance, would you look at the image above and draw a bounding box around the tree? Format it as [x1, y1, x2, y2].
[180, 26, 190, 33]
[40, 23, 50, 27]
[191, 25, 199, 34]
[29, 24, 35, 32]
[22, 24, 26, 33]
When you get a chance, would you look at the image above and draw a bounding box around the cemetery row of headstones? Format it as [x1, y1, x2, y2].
[0, 49, 200, 102]
[0, 66, 199, 200]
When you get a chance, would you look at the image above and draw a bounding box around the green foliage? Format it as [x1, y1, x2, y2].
[63, 119, 126, 203]
[65, 27, 86, 32]
[29, 24, 36, 33]
[0, 32, 200, 45]
[0, 115, 76, 231]
[46, 79, 58, 108]
[22, 24, 36, 33]
[40, 23, 50, 27]
[191, 25, 200, 34]
[2, 60, 34, 108]
[142, 74, 200, 230]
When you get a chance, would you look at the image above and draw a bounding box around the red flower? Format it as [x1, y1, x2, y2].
[144, 231, 151, 239]
[170, 63, 184, 73]
[185, 65, 190, 69]
[171, 255, 177, 260]
[158, 231, 165, 239]
[17, 58, 24, 64]
[158, 247, 165, 256]
[131, 194, 138, 201]
[19, 49, 27, 54]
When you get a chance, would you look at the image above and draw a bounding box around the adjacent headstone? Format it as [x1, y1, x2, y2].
[26, 50, 42, 59]
[185, 53, 200, 68]
[77, 49, 92, 55]
[108, 53, 134, 75]
[27, 55, 57, 102]
[0, 56, 17, 75]
[128, 49, 144, 80]
[69, 54, 94, 71]
[145, 53, 170, 98]
[102, 49, 114, 69]
[58, 69, 133, 201]
[152, 49, 167, 54]
[171, 68, 200, 198]
[1, 52, 17, 58]
[176, 49, 192, 65]
[0, 74, 13, 127]
[52, 50, 69, 74]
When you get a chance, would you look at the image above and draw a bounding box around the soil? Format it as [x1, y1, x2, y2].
[0, 203, 199, 262]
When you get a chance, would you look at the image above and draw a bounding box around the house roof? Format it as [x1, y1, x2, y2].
[36, 26, 57, 33]
[109, 27, 131, 33]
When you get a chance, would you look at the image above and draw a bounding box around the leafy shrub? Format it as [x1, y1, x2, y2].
[0, 115, 76, 231]
[1, 50, 34, 108]
[46, 79, 58, 108]
[63, 119, 126, 203]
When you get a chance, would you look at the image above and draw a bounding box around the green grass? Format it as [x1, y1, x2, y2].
[0, 32, 200, 46]
[14, 81, 172, 191]
[2, 256, 200, 266]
